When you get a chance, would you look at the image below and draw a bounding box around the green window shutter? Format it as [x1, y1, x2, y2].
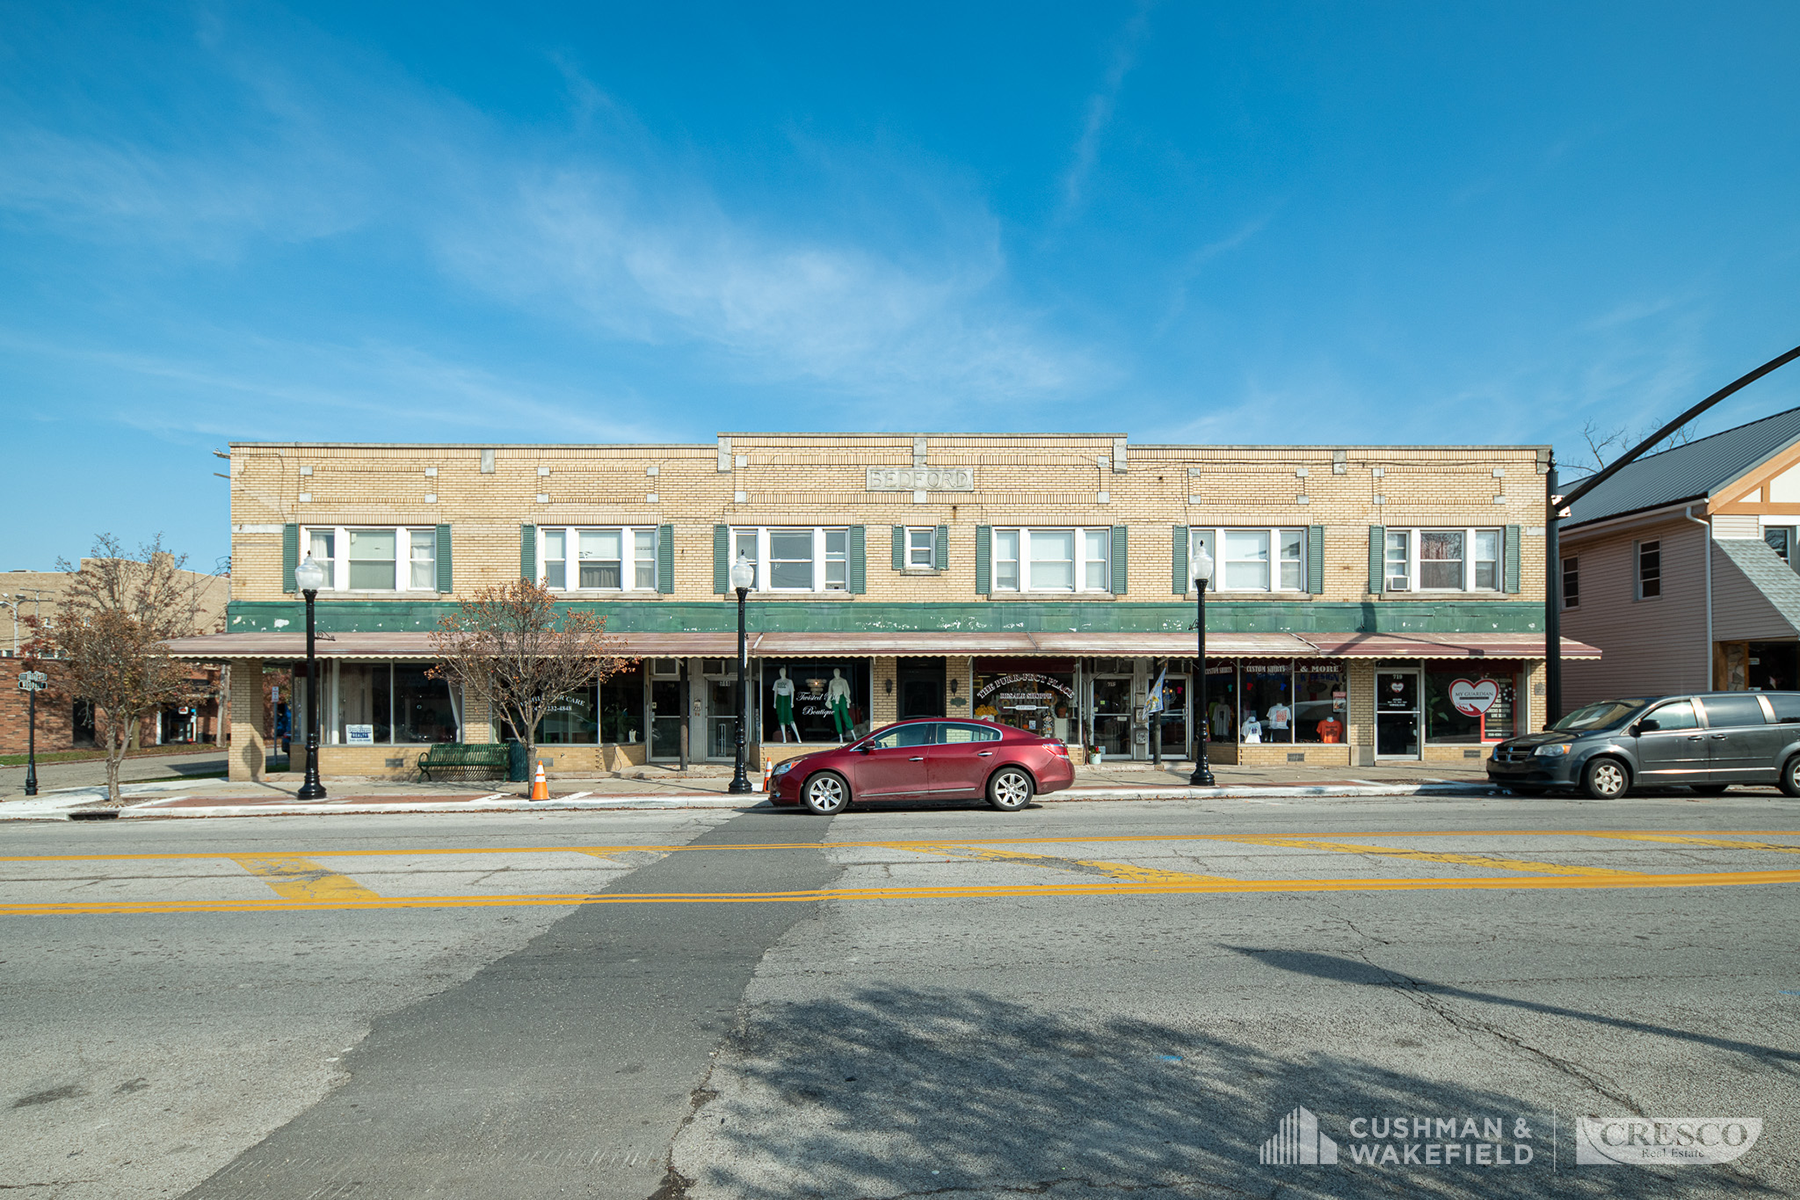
[1368, 526, 1386, 594]
[1307, 526, 1325, 595]
[658, 525, 675, 594]
[848, 525, 866, 593]
[891, 525, 905, 571]
[436, 525, 452, 594]
[1504, 525, 1522, 594]
[1111, 526, 1128, 595]
[935, 525, 949, 571]
[713, 525, 729, 594]
[282, 524, 299, 594]
[520, 525, 536, 582]
[1171, 525, 1189, 595]
[975, 525, 992, 594]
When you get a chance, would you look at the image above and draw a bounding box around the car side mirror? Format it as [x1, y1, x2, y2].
[1633, 719, 1658, 734]
[855, 744, 871, 753]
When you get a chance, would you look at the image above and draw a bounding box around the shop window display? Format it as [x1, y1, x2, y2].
[1203, 663, 1238, 744]
[760, 661, 871, 743]
[600, 664, 645, 745]
[1294, 667, 1346, 743]
[1425, 667, 1519, 743]
[336, 663, 392, 744]
[393, 665, 459, 744]
[972, 660, 1075, 741]
[1240, 666, 1293, 743]
[539, 681, 599, 745]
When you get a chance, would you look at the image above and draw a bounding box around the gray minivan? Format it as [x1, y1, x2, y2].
[1486, 691, 1800, 798]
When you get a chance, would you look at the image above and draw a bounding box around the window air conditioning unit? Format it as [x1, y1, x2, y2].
[1386, 576, 1411, 592]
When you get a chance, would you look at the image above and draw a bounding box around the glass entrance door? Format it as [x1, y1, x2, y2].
[1376, 670, 1421, 758]
[1155, 674, 1188, 758]
[649, 678, 683, 759]
[708, 675, 741, 758]
[1092, 677, 1133, 756]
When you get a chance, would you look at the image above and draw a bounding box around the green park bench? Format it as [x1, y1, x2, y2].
[417, 743, 511, 781]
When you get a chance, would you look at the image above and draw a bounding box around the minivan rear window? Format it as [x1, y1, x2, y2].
[1766, 693, 1800, 724]
[1699, 694, 1768, 728]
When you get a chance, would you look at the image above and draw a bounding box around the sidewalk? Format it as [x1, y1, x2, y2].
[0, 759, 1500, 821]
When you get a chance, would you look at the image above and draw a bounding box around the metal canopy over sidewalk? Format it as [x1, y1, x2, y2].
[165, 629, 1600, 661]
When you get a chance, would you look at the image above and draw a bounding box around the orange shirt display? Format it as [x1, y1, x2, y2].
[1317, 717, 1343, 743]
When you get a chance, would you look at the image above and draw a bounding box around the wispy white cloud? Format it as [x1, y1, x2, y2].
[1058, 1, 1156, 220]
[1154, 209, 1280, 336]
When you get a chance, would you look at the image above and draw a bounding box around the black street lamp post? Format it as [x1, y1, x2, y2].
[728, 554, 755, 795]
[1189, 547, 1216, 788]
[24, 675, 39, 796]
[293, 555, 328, 801]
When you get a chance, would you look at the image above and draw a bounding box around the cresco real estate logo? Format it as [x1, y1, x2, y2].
[1575, 1117, 1762, 1166]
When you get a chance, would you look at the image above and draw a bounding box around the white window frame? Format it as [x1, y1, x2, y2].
[906, 526, 937, 570]
[991, 527, 1112, 594]
[1382, 528, 1503, 593]
[731, 527, 850, 593]
[299, 526, 438, 593]
[1189, 527, 1306, 594]
[538, 526, 659, 593]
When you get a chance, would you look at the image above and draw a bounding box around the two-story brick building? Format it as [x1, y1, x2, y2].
[166, 433, 1595, 782]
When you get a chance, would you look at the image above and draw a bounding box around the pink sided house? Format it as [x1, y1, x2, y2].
[1561, 405, 1800, 706]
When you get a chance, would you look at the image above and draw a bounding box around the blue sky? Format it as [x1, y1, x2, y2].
[4, 2, 1799, 571]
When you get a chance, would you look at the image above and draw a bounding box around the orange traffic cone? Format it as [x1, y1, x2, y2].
[529, 760, 550, 801]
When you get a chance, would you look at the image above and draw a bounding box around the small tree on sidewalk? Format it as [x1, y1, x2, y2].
[46, 534, 217, 803]
[429, 580, 633, 780]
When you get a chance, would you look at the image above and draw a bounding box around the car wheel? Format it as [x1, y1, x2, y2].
[987, 766, 1034, 811]
[1581, 757, 1629, 800]
[1689, 784, 1729, 796]
[1781, 756, 1800, 798]
[801, 772, 849, 815]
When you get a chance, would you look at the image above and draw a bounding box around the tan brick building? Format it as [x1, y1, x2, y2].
[168, 433, 1594, 782]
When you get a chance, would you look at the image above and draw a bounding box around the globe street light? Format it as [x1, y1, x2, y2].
[293, 554, 328, 801]
[1189, 546, 1216, 788]
[728, 554, 755, 794]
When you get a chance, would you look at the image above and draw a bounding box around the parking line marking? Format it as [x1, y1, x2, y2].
[1580, 832, 1800, 854]
[227, 855, 381, 903]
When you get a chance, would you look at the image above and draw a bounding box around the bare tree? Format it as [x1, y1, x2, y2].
[429, 580, 633, 779]
[46, 534, 218, 803]
[1572, 417, 1700, 475]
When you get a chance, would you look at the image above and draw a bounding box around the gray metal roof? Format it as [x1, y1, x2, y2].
[1713, 539, 1800, 635]
[1565, 405, 1800, 527]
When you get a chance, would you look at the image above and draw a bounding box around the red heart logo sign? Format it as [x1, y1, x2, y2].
[1449, 678, 1500, 717]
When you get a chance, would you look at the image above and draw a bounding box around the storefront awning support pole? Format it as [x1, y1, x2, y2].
[1544, 453, 1561, 728]
[1544, 342, 1800, 726]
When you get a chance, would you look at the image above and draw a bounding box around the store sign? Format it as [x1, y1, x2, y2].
[866, 466, 974, 492]
[1448, 678, 1501, 717]
[975, 673, 1075, 705]
[346, 724, 375, 745]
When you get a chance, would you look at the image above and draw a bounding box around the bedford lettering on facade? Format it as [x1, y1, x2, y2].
[865, 466, 974, 491]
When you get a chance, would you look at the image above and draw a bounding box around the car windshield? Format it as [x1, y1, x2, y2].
[1552, 699, 1650, 732]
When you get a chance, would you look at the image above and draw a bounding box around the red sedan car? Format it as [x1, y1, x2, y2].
[769, 718, 1074, 814]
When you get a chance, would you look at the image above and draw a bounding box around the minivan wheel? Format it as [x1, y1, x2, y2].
[1581, 757, 1630, 800]
[801, 772, 850, 815]
[1781, 756, 1800, 798]
[987, 767, 1034, 811]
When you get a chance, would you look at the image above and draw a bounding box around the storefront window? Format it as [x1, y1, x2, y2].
[601, 664, 644, 745]
[761, 660, 871, 743]
[1425, 666, 1519, 743]
[972, 660, 1075, 741]
[1200, 663, 1239, 743]
[393, 665, 458, 744]
[539, 681, 598, 745]
[1240, 665, 1293, 743]
[336, 663, 392, 745]
[1294, 666, 1346, 743]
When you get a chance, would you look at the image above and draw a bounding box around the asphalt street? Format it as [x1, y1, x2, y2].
[3, 792, 1797, 1199]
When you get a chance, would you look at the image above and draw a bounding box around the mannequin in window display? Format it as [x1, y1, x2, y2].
[826, 668, 853, 741]
[1317, 713, 1343, 743]
[1240, 709, 1263, 743]
[1210, 699, 1233, 740]
[1266, 699, 1291, 738]
[772, 668, 800, 743]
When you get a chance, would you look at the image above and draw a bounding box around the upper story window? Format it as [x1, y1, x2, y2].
[1637, 539, 1661, 600]
[1765, 526, 1795, 567]
[1383, 528, 1501, 592]
[540, 526, 658, 592]
[732, 527, 848, 592]
[1191, 527, 1304, 593]
[302, 526, 436, 592]
[906, 526, 937, 569]
[993, 527, 1110, 593]
[1562, 556, 1579, 609]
